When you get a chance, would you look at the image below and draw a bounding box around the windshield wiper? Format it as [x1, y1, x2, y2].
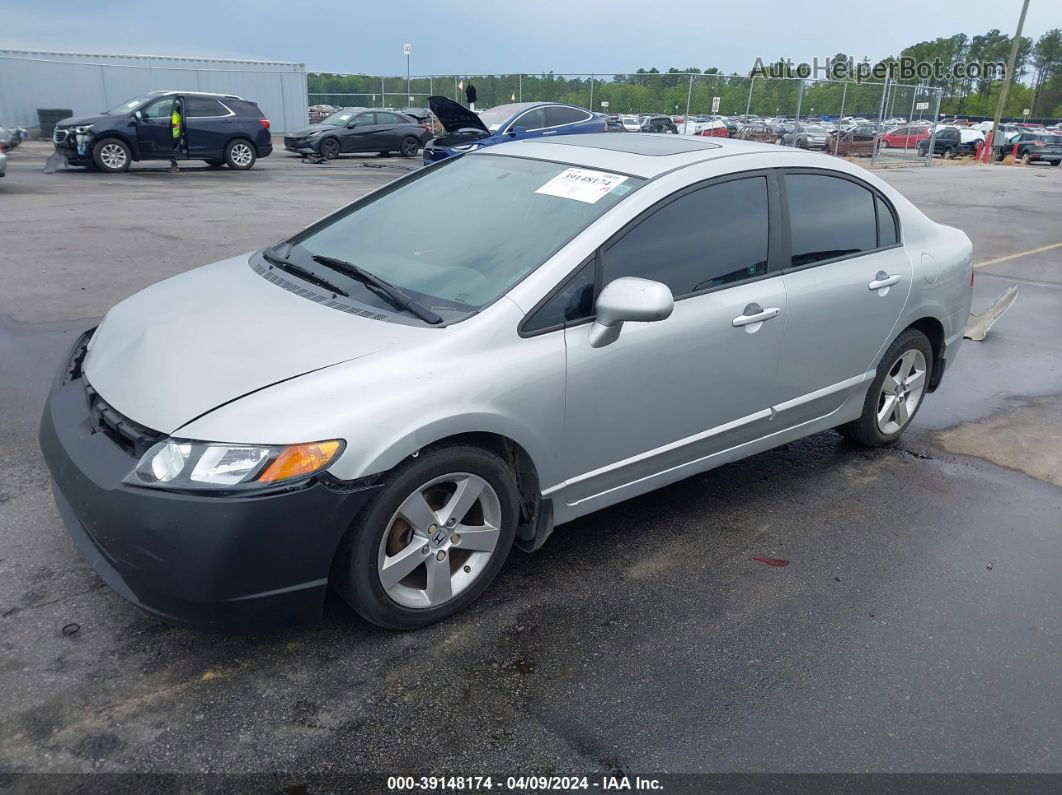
[311, 255, 444, 325]
[262, 246, 349, 297]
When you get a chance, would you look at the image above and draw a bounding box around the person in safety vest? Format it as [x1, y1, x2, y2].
[169, 96, 186, 172]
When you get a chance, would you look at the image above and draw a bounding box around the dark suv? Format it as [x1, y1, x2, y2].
[53, 91, 273, 172]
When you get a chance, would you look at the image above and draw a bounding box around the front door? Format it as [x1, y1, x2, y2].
[774, 170, 912, 427]
[136, 96, 178, 157]
[343, 112, 381, 152]
[560, 173, 787, 507]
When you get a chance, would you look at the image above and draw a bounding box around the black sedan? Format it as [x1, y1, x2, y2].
[284, 108, 431, 159]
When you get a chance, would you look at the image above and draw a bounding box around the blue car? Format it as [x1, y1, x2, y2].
[423, 96, 605, 163]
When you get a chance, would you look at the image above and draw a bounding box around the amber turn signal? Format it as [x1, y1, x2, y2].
[258, 440, 342, 484]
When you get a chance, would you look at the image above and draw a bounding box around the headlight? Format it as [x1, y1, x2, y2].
[125, 439, 343, 491]
[452, 142, 482, 152]
[73, 125, 94, 134]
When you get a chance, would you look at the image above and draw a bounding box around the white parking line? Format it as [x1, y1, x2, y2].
[975, 242, 1062, 269]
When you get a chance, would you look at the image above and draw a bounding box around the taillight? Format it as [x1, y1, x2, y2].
[259, 119, 271, 129]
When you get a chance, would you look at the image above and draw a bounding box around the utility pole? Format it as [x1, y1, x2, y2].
[403, 43, 412, 107]
[989, 0, 1030, 164]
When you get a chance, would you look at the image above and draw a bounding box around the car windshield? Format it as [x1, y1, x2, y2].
[806, 126, 827, 134]
[477, 106, 518, 132]
[105, 95, 153, 114]
[285, 154, 645, 315]
[321, 109, 359, 126]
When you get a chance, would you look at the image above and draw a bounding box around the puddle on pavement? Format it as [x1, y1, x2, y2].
[936, 396, 1062, 487]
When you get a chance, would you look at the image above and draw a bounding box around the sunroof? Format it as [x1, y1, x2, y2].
[534, 133, 722, 156]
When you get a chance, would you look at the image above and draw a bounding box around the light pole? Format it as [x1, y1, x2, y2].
[403, 43, 412, 107]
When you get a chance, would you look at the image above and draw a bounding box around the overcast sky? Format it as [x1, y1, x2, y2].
[3, 0, 1057, 76]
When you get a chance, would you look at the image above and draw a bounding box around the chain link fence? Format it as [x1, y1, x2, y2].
[309, 73, 945, 167]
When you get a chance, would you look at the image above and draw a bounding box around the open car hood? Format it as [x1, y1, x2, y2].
[427, 95, 489, 134]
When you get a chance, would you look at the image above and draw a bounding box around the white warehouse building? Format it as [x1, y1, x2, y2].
[0, 49, 308, 133]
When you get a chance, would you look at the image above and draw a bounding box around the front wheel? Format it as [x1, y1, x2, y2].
[318, 137, 340, 160]
[92, 139, 131, 172]
[399, 136, 419, 157]
[1021, 152, 1032, 166]
[838, 328, 933, 447]
[331, 444, 519, 630]
[879, 139, 889, 149]
[225, 139, 257, 169]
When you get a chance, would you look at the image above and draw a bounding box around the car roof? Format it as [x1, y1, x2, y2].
[476, 133, 836, 179]
[148, 90, 245, 100]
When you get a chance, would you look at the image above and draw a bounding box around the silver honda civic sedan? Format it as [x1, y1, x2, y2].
[41, 134, 973, 631]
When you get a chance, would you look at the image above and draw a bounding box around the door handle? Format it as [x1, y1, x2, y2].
[868, 273, 902, 290]
[543, 130, 558, 135]
[732, 304, 780, 327]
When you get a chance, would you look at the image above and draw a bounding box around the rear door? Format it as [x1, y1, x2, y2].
[183, 96, 234, 159]
[373, 111, 408, 149]
[773, 170, 912, 427]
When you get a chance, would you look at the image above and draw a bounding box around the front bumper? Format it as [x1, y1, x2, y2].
[39, 333, 380, 632]
[284, 137, 318, 154]
[422, 145, 455, 164]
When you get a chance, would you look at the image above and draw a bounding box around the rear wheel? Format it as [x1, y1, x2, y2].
[92, 138, 131, 172]
[879, 139, 889, 148]
[399, 136, 419, 157]
[331, 444, 519, 630]
[224, 139, 256, 169]
[838, 328, 933, 447]
[1021, 152, 1032, 165]
[318, 137, 340, 160]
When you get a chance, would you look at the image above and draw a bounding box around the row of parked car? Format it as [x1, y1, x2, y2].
[32, 89, 1062, 174]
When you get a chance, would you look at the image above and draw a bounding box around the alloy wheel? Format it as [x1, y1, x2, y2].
[876, 349, 927, 435]
[230, 143, 254, 167]
[377, 473, 502, 609]
[99, 143, 127, 170]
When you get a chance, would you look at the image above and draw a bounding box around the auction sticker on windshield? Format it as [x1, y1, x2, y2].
[535, 168, 628, 203]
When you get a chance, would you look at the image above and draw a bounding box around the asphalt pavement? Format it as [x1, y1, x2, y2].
[0, 142, 1060, 776]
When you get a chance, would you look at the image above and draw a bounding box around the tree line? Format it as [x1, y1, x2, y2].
[307, 28, 1062, 121]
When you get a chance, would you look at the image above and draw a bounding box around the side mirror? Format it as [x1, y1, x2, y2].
[133, 110, 143, 121]
[511, 125, 527, 136]
[589, 277, 674, 348]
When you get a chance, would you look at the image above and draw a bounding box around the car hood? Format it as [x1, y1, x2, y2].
[57, 114, 110, 128]
[427, 96, 489, 134]
[82, 253, 424, 435]
[287, 123, 336, 137]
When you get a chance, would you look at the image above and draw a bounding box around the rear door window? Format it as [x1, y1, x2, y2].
[785, 173, 878, 267]
[185, 97, 228, 117]
[548, 106, 591, 127]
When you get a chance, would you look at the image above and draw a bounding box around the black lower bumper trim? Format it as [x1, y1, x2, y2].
[39, 359, 381, 632]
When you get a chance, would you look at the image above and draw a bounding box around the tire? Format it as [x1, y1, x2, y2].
[224, 139, 256, 169]
[1050, 160, 1060, 167]
[331, 444, 519, 630]
[91, 138, 131, 173]
[399, 136, 419, 157]
[204, 159, 225, 168]
[943, 147, 955, 160]
[837, 328, 933, 447]
[1021, 152, 1031, 166]
[879, 139, 889, 149]
[318, 137, 340, 160]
